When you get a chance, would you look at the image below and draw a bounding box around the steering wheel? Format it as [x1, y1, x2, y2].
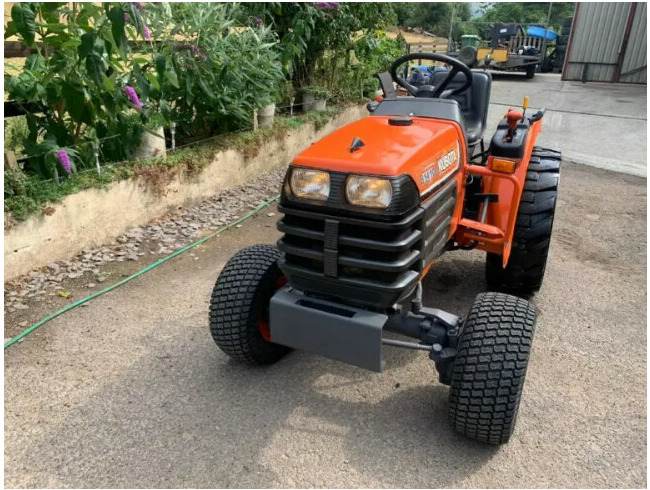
[389, 52, 473, 98]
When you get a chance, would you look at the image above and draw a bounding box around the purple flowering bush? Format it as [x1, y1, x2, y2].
[4, 2, 156, 179]
[154, 3, 285, 137]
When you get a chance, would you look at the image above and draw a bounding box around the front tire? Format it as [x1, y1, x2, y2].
[448, 292, 537, 444]
[209, 244, 291, 365]
[486, 147, 561, 294]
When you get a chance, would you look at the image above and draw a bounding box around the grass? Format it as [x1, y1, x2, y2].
[4, 106, 345, 225]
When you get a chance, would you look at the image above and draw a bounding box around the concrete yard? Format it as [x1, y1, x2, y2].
[4, 75, 648, 488]
[487, 73, 647, 177]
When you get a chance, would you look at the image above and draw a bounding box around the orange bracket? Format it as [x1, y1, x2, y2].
[458, 165, 523, 266]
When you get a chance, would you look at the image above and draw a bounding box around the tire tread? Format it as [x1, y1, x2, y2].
[449, 292, 537, 444]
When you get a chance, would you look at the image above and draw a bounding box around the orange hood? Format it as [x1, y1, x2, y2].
[293, 115, 466, 194]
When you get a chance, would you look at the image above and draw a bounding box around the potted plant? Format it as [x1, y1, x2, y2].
[257, 96, 277, 128]
[134, 113, 167, 159]
[300, 86, 330, 112]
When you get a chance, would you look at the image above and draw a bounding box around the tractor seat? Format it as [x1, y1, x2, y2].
[430, 71, 492, 146]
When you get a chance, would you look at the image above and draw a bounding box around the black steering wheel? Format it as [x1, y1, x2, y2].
[389, 52, 473, 98]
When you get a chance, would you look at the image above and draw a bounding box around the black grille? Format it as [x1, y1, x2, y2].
[277, 203, 423, 309]
[277, 172, 458, 310]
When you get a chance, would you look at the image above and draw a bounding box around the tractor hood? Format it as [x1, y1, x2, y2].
[293, 115, 465, 193]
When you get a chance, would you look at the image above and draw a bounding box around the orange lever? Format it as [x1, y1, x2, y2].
[506, 109, 524, 131]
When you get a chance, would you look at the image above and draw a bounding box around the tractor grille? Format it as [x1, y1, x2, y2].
[277, 205, 423, 309]
[277, 174, 457, 310]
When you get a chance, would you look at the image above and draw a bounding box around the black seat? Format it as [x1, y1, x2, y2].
[430, 71, 492, 146]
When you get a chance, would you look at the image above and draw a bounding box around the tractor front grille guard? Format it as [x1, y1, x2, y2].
[276, 178, 457, 311]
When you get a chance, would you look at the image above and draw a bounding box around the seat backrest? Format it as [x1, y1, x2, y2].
[430, 71, 491, 128]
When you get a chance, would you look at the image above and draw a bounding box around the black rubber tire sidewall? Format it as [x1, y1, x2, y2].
[448, 292, 537, 445]
[209, 244, 291, 365]
[486, 147, 561, 294]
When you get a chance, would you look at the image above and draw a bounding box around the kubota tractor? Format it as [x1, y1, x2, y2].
[209, 53, 561, 444]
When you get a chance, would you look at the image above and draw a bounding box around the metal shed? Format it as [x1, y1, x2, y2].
[563, 2, 646, 84]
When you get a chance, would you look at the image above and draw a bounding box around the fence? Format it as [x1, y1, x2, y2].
[3, 97, 331, 182]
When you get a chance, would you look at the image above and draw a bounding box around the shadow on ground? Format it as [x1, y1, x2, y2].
[12, 254, 501, 488]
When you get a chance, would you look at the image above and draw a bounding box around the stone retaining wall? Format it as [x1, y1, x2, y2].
[4, 105, 367, 281]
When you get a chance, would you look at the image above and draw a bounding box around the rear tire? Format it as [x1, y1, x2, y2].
[486, 147, 561, 294]
[209, 244, 291, 365]
[525, 65, 536, 79]
[448, 292, 537, 445]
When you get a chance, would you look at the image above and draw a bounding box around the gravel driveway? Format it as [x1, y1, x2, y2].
[4, 161, 646, 488]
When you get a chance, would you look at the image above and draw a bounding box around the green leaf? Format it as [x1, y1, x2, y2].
[11, 3, 36, 46]
[197, 78, 215, 100]
[25, 53, 44, 72]
[108, 7, 128, 56]
[41, 3, 65, 24]
[85, 37, 108, 86]
[165, 68, 179, 89]
[61, 38, 82, 50]
[185, 73, 194, 105]
[62, 82, 85, 123]
[78, 32, 95, 60]
[4, 21, 18, 39]
[103, 76, 115, 92]
[86, 54, 106, 87]
[146, 73, 160, 91]
[135, 68, 150, 100]
[160, 100, 172, 120]
[155, 54, 166, 82]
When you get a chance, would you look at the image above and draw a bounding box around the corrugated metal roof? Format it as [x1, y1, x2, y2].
[620, 2, 647, 83]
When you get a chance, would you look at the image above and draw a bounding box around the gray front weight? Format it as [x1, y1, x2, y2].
[270, 287, 387, 372]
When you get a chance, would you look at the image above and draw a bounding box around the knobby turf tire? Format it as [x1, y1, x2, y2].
[209, 244, 291, 365]
[448, 292, 537, 445]
[486, 147, 561, 294]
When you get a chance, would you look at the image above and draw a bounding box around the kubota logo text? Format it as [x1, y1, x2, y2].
[437, 148, 457, 173]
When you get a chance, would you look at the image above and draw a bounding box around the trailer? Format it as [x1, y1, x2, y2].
[449, 23, 551, 79]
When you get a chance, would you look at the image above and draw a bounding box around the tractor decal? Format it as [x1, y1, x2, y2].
[420, 141, 461, 194]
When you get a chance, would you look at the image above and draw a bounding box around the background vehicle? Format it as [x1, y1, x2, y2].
[209, 53, 561, 444]
[451, 22, 551, 78]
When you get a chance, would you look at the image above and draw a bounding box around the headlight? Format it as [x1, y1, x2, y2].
[289, 168, 330, 202]
[346, 175, 393, 209]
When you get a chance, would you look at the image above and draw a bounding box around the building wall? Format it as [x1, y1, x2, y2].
[619, 2, 647, 84]
[563, 2, 647, 84]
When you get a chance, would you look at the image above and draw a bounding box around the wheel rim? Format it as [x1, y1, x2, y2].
[258, 276, 287, 342]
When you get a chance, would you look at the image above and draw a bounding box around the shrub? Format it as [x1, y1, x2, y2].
[4, 2, 153, 178]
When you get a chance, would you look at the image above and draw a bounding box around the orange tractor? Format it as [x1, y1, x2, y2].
[209, 53, 561, 444]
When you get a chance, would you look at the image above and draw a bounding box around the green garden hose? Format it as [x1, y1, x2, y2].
[4, 195, 280, 350]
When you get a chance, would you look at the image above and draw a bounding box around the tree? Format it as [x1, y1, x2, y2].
[394, 3, 470, 40]
[477, 2, 576, 32]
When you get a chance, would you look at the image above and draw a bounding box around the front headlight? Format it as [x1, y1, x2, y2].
[346, 175, 393, 209]
[289, 168, 330, 202]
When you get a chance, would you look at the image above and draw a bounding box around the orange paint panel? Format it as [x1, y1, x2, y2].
[293, 115, 466, 195]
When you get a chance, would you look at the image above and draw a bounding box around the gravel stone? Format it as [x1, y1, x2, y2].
[4, 168, 286, 313]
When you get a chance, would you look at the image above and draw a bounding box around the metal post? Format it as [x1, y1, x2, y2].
[93, 141, 100, 175]
[447, 3, 456, 52]
[542, 2, 553, 68]
[170, 122, 176, 151]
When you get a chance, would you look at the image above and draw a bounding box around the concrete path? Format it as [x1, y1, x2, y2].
[486, 73, 647, 177]
[5, 163, 646, 488]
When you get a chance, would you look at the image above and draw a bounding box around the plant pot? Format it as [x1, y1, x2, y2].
[257, 103, 275, 128]
[302, 93, 315, 113]
[312, 98, 327, 111]
[134, 127, 166, 159]
[302, 94, 327, 113]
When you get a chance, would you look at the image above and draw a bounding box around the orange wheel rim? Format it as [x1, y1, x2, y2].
[258, 276, 288, 342]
